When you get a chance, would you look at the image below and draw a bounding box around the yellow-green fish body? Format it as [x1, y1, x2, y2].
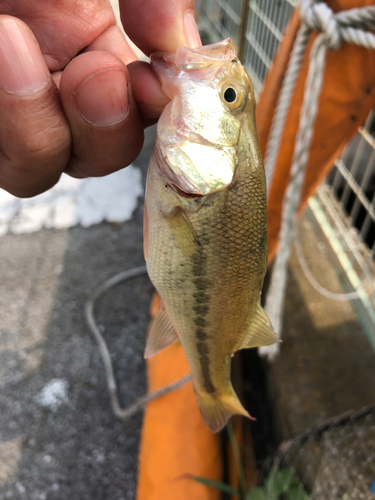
[144, 39, 277, 433]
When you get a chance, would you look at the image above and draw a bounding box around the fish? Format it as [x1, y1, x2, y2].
[143, 38, 278, 433]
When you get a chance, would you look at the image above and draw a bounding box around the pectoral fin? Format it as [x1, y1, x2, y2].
[238, 303, 278, 350]
[165, 208, 199, 258]
[144, 302, 179, 358]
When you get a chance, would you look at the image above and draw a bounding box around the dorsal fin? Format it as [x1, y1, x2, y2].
[237, 302, 279, 350]
[144, 301, 179, 358]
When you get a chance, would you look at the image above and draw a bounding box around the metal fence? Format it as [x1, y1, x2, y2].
[242, 0, 297, 93]
[316, 113, 375, 335]
[198, 0, 375, 334]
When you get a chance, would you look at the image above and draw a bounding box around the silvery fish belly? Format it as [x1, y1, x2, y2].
[144, 39, 277, 433]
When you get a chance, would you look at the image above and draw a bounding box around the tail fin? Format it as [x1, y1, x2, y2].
[194, 386, 253, 433]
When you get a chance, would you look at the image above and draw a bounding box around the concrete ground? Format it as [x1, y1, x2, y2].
[0, 146, 153, 500]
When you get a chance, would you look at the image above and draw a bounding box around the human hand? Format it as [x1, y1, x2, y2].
[0, 0, 201, 197]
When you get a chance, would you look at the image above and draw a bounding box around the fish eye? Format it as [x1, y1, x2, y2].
[221, 83, 245, 111]
[224, 87, 237, 103]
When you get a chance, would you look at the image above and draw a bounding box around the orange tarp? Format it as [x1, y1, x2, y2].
[137, 2, 375, 498]
[257, 0, 375, 262]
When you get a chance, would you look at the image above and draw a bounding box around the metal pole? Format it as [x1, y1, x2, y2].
[238, 0, 251, 61]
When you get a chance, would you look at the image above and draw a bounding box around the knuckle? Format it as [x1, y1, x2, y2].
[1, 92, 71, 164]
[21, 114, 70, 161]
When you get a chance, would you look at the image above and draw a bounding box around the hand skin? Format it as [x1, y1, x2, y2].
[0, 0, 201, 197]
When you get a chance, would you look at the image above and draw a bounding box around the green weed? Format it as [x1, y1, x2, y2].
[192, 422, 310, 500]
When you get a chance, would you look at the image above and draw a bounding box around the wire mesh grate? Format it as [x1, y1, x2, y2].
[328, 114, 375, 254]
[243, 0, 297, 95]
[322, 113, 375, 323]
[199, 0, 244, 46]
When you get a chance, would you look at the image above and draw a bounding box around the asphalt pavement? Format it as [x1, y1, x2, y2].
[0, 146, 154, 500]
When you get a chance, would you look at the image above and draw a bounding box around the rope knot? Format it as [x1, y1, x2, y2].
[301, 0, 342, 50]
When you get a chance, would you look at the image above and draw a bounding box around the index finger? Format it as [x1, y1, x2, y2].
[119, 0, 201, 55]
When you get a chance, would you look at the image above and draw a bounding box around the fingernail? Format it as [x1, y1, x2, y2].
[74, 69, 129, 127]
[0, 19, 50, 95]
[184, 12, 202, 48]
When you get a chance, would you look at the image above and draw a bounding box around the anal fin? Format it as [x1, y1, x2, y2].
[238, 302, 279, 350]
[144, 301, 179, 358]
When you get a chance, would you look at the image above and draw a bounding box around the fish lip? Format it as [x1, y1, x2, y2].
[150, 52, 181, 92]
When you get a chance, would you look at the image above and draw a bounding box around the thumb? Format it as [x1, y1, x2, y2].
[119, 0, 201, 55]
[0, 16, 70, 197]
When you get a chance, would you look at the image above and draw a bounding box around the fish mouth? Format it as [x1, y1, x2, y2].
[150, 39, 240, 102]
[151, 39, 238, 80]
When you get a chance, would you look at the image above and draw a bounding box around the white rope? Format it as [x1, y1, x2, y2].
[260, 1, 375, 360]
[264, 23, 311, 189]
[84, 266, 192, 421]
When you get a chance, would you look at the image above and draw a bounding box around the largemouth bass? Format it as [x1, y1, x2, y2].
[144, 39, 277, 433]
